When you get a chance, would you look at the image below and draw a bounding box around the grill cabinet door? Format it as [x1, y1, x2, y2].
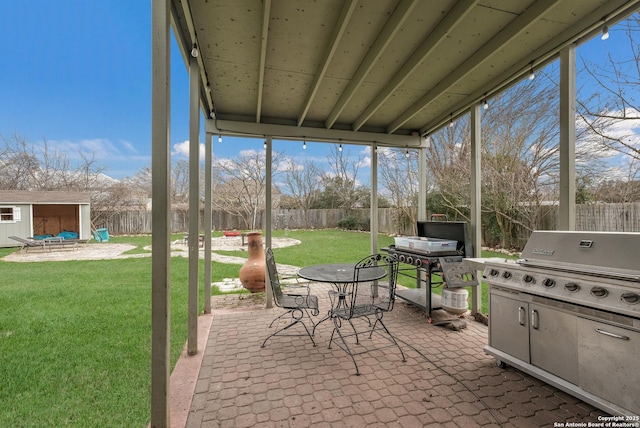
[529, 303, 579, 384]
[489, 293, 530, 362]
[578, 317, 640, 414]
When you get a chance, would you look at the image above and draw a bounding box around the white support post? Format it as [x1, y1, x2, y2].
[418, 141, 428, 221]
[150, 0, 171, 425]
[203, 132, 212, 314]
[187, 56, 200, 356]
[559, 45, 576, 231]
[370, 144, 378, 254]
[264, 136, 273, 309]
[470, 103, 482, 315]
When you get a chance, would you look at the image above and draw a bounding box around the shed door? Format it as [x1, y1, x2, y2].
[33, 204, 79, 236]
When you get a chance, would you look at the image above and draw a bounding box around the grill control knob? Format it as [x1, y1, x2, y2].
[488, 269, 499, 277]
[502, 271, 512, 279]
[542, 278, 556, 288]
[523, 274, 536, 284]
[564, 283, 580, 292]
[590, 287, 609, 298]
[406, 256, 414, 265]
[414, 259, 422, 267]
[398, 254, 406, 262]
[621, 292, 640, 305]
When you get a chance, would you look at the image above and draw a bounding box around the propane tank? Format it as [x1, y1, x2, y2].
[441, 288, 469, 315]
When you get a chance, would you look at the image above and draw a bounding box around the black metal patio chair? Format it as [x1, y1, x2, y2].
[261, 247, 320, 348]
[328, 253, 406, 375]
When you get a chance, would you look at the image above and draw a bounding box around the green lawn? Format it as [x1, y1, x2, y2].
[0, 229, 509, 427]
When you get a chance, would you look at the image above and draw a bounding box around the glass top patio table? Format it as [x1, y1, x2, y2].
[298, 263, 386, 284]
[298, 263, 388, 334]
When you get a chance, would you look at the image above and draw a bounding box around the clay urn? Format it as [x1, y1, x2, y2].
[238, 231, 266, 293]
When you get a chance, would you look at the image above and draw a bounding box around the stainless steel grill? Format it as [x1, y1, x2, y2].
[483, 230, 640, 416]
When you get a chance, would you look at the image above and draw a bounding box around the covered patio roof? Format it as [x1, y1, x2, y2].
[151, 1, 640, 426]
[170, 0, 637, 144]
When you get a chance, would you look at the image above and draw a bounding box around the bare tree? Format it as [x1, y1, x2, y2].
[0, 133, 110, 191]
[425, 72, 565, 248]
[577, 14, 640, 162]
[128, 166, 153, 198]
[378, 147, 420, 234]
[0, 133, 157, 231]
[171, 159, 190, 204]
[318, 144, 367, 209]
[281, 157, 322, 228]
[213, 149, 283, 230]
[574, 14, 640, 202]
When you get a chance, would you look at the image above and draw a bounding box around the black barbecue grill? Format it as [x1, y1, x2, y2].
[383, 221, 478, 318]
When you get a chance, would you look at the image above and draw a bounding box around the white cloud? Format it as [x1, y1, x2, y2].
[46, 138, 141, 161]
[376, 147, 393, 156]
[171, 139, 206, 161]
[214, 158, 235, 169]
[358, 156, 371, 168]
[239, 149, 259, 157]
[118, 139, 138, 154]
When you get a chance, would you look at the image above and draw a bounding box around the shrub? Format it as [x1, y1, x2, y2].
[337, 215, 371, 231]
[337, 215, 359, 230]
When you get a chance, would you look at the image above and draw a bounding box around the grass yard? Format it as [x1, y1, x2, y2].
[0, 229, 510, 427]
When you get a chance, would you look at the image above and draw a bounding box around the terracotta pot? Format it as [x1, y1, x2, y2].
[238, 231, 266, 293]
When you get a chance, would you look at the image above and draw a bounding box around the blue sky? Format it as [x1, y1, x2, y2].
[0, 1, 636, 182]
[0, 0, 352, 180]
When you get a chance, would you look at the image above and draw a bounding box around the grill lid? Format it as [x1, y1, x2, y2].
[518, 231, 640, 282]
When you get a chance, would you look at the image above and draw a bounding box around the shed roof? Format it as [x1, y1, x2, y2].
[0, 190, 91, 204]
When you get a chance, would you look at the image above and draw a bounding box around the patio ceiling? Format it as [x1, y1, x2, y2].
[171, 0, 640, 147]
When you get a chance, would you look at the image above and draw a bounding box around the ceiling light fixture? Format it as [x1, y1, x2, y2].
[601, 24, 609, 40]
[483, 97, 489, 110]
[191, 43, 199, 58]
[218, 135, 222, 143]
[303, 140, 306, 150]
[449, 114, 453, 128]
[405, 149, 410, 158]
[210, 109, 215, 118]
[529, 64, 535, 81]
[264, 140, 267, 149]
[206, 82, 211, 93]
[339, 144, 343, 152]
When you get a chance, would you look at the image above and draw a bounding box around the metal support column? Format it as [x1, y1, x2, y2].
[559, 45, 576, 231]
[370, 144, 378, 254]
[187, 56, 200, 356]
[203, 132, 212, 314]
[150, 0, 171, 424]
[418, 140, 428, 221]
[470, 103, 482, 314]
[264, 136, 273, 309]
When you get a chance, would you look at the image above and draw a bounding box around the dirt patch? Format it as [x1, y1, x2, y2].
[2, 236, 300, 263]
[2, 243, 139, 263]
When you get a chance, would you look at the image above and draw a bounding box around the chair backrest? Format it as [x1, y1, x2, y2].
[265, 247, 284, 306]
[353, 253, 398, 313]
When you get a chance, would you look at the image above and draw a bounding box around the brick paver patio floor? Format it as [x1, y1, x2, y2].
[184, 283, 606, 428]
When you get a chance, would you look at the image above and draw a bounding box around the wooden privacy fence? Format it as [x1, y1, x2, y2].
[96, 203, 640, 243]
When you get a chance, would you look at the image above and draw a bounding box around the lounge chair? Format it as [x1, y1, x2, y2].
[9, 236, 85, 252]
[9, 236, 46, 252]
